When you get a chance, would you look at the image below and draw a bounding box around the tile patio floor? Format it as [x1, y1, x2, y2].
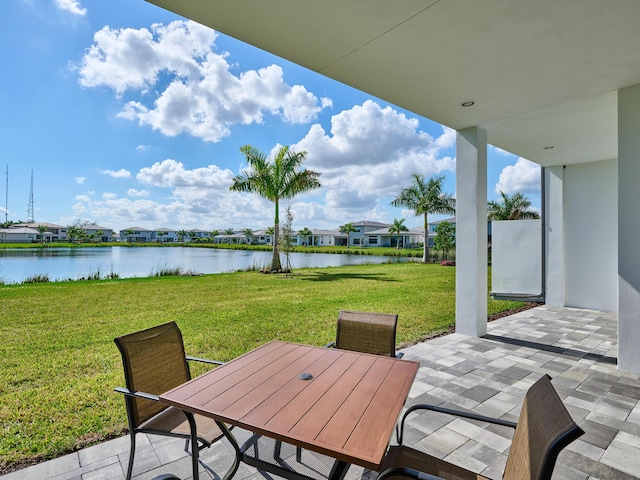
[3, 305, 639, 480]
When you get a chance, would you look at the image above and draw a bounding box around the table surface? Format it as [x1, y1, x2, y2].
[160, 340, 419, 470]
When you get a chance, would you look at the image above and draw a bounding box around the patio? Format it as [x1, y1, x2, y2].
[3, 305, 638, 480]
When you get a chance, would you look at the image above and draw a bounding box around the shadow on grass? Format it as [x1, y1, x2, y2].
[298, 271, 398, 282]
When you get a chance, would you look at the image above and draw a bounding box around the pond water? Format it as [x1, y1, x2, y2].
[0, 247, 406, 284]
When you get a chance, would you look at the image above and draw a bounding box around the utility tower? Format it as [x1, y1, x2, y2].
[4, 165, 7, 224]
[27, 170, 34, 223]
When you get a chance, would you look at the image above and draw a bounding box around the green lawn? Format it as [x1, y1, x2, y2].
[0, 262, 521, 472]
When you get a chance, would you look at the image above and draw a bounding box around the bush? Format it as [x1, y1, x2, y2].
[440, 260, 455, 266]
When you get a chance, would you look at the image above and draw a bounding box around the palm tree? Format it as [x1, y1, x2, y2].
[243, 228, 254, 245]
[391, 174, 456, 263]
[36, 224, 48, 244]
[177, 229, 188, 243]
[230, 145, 321, 271]
[124, 229, 134, 243]
[266, 226, 275, 245]
[388, 218, 409, 249]
[487, 191, 540, 220]
[340, 222, 357, 248]
[298, 227, 312, 246]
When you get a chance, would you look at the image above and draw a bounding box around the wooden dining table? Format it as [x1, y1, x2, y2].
[160, 340, 419, 480]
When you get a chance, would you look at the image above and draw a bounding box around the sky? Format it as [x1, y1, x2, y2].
[0, 0, 541, 233]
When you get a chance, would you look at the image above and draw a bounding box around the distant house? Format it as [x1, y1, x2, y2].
[83, 224, 113, 242]
[121, 227, 152, 243]
[0, 227, 42, 243]
[365, 226, 424, 248]
[153, 228, 178, 243]
[335, 220, 391, 247]
[12, 222, 68, 242]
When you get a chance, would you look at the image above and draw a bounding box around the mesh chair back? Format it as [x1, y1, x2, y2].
[115, 322, 191, 428]
[336, 310, 398, 356]
[503, 374, 584, 480]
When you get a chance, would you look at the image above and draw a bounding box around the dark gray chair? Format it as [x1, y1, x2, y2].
[114, 322, 236, 480]
[378, 374, 584, 480]
[327, 310, 403, 358]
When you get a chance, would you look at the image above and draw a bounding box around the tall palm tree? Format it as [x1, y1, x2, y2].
[177, 229, 188, 243]
[388, 218, 409, 249]
[487, 191, 540, 220]
[230, 145, 321, 270]
[298, 227, 312, 246]
[391, 174, 456, 263]
[340, 222, 357, 248]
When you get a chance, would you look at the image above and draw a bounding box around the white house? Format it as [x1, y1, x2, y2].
[12, 222, 68, 242]
[121, 227, 152, 243]
[146, 1, 640, 373]
[0, 227, 41, 243]
[365, 227, 424, 249]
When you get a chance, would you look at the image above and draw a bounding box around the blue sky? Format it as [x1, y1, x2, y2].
[0, 0, 541, 233]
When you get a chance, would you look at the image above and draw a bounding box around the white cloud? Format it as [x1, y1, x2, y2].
[127, 189, 150, 197]
[495, 157, 541, 194]
[78, 20, 330, 142]
[289, 100, 456, 225]
[136, 144, 151, 152]
[53, 0, 86, 16]
[75, 176, 86, 184]
[137, 159, 235, 189]
[101, 168, 131, 179]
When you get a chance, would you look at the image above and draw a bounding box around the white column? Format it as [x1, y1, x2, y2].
[455, 127, 488, 337]
[618, 84, 640, 373]
[545, 166, 565, 306]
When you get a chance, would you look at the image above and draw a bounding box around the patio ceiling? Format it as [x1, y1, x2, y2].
[145, 0, 640, 167]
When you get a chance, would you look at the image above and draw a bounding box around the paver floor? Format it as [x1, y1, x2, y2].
[2, 306, 638, 480]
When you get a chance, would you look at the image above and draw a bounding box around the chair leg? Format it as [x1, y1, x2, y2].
[125, 431, 136, 480]
[185, 412, 200, 480]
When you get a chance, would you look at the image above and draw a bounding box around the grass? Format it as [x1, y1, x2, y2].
[0, 262, 523, 472]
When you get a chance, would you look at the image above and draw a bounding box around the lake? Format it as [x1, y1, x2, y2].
[0, 247, 405, 284]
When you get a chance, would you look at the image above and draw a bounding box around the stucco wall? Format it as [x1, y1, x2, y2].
[563, 159, 617, 311]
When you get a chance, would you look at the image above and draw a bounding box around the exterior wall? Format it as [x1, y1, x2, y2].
[564, 159, 617, 311]
[618, 83, 640, 373]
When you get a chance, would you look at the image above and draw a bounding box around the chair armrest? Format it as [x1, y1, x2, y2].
[114, 386, 160, 402]
[186, 355, 225, 366]
[397, 403, 516, 444]
[378, 467, 443, 480]
[324, 342, 335, 348]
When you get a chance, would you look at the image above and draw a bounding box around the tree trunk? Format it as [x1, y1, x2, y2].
[423, 213, 429, 263]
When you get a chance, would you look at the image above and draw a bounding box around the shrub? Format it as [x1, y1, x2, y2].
[440, 260, 455, 266]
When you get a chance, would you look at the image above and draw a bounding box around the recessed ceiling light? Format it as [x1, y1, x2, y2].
[543, 146, 555, 150]
[460, 101, 475, 107]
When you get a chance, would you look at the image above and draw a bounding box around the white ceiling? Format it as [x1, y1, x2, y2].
[146, 0, 640, 167]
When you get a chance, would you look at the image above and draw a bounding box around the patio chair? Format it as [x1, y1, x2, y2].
[378, 374, 584, 480]
[114, 322, 235, 480]
[326, 310, 403, 358]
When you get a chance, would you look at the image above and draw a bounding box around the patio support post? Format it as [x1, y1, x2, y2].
[618, 83, 640, 374]
[455, 127, 488, 337]
[544, 166, 565, 306]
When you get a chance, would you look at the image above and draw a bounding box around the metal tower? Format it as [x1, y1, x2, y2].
[4, 165, 7, 224]
[27, 170, 34, 223]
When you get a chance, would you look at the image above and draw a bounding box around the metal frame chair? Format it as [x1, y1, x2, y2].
[327, 310, 403, 358]
[378, 374, 584, 480]
[114, 321, 238, 480]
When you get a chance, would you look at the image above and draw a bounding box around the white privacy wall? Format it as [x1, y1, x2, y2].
[563, 159, 617, 311]
[491, 220, 542, 296]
